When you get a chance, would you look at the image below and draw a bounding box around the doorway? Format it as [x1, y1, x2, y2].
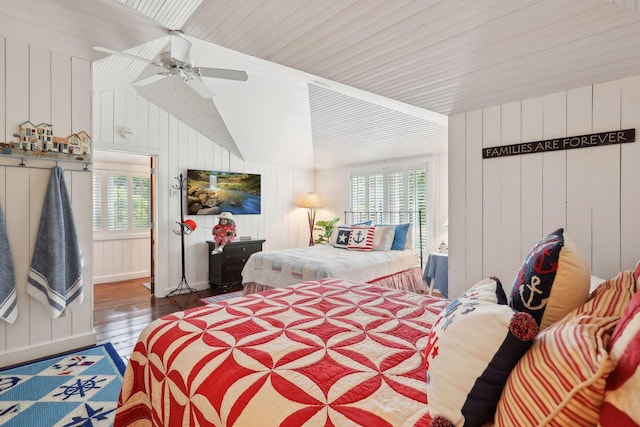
[92, 150, 156, 294]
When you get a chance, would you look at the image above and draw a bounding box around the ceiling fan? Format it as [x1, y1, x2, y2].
[94, 30, 248, 98]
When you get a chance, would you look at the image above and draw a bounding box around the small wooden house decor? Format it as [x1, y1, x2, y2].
[3, 121, 92, 162]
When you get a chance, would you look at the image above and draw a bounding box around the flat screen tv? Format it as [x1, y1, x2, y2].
[186, 169, 261, 215]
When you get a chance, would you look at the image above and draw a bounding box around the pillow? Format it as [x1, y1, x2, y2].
[496, 270, 637, 427]
[329, 220, 372, 246]
[372, 225, 395, 251]
[599, 290, 640, 427]
[333, 226, 352, 249]
[425, 277, 538, 427]
[390, 223, 410, 250]
[347, 226, 375, 251]
[510, 228, 590, 331]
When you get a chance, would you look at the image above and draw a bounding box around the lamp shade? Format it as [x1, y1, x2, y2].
[300, 192, 322, 208]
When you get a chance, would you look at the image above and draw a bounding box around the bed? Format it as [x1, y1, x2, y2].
[242, 210, 427, 295]
[114, 278, 448, 426]
[115, 228, 640, 426]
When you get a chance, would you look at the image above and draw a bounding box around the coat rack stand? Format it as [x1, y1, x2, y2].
[167, 173, 199, 298]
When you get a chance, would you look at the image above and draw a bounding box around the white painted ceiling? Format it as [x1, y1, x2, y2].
[2, 0, 640, 169]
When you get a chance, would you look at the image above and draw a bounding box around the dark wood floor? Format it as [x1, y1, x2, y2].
[94, 277, 241, 361]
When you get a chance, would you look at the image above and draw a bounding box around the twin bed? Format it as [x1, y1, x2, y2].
[242, 210, 427, 295]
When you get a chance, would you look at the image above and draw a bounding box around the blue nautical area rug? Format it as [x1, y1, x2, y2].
[0, 342, 125, 426]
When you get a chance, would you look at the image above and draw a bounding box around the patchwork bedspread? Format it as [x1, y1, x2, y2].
[115, 278, 448, 426]
[241, 245, 420, 288]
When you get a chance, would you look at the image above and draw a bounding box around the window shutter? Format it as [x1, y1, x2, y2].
[132, 175, 151, 229]
[107, 175, 128, 230]
[92, 174, 102, 231]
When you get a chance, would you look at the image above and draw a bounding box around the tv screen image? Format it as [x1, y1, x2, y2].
[186, 169, 261, 215]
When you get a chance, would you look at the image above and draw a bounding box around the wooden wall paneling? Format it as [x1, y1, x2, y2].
[112, 89, 127, 146]
[448, 112, 466, 299]
[99, 91, 114, 144]
[92, 94, 101, 145]
[481, 105, 502, 279]
[620, 76, 640, 271]
[71, 58, 91, 134]
[136, 93, 149, 148]
[5, 167, 30, 351]
[464, 110, 483, 291]
[591, 80, 622, 278]
[519, 96, 544, 258]
[566, 86, 594, 268]
[30, 46, 51, 126]
[122, 239, 133, 275]
[51, 51, 72, 138]
[93, 241, 104, 279]
[500, 101, 522, 285]
[542, 92, 567, 233]
[6, 40, 29, 148]
[125, 89, 139, 148]
[69, 169, 93, 337]
[148, 101, 160, 150]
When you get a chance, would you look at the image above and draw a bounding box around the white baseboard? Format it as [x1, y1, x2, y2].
[94, 271, 150, 284]
[0, 331, 97, 368]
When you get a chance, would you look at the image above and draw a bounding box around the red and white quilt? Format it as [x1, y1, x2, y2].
[115, 278, 448, 426]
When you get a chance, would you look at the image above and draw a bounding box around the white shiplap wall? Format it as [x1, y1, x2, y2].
[92, 87, 315, 297]
[0, 38, 94, 367]
[448, 74, 640, 300]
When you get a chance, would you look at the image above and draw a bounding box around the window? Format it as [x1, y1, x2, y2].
[93, 169, 151, 234]
[350, 165, 430, 257]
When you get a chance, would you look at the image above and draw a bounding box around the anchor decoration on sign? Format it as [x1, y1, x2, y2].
[352, 230, 365, 244]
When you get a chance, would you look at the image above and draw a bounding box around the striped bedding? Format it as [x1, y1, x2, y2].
[241, 245, 421, 292]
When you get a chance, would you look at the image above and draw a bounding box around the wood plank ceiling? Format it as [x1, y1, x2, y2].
[3, 0, 640, 168]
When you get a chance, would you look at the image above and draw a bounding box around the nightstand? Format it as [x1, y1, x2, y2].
[207, 239, 265, 290]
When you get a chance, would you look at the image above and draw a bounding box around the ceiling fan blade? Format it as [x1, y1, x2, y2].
[169, 31, 192, 65]
[93, 46, 156, 64]
[198, 67, 248, 81]
[133, 72, 170, 86]
[185, 77, 216, 99]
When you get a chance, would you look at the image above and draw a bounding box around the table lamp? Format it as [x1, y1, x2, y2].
[300, 192, 322, 246]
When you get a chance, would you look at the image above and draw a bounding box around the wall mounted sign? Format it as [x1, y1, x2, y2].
[482, 128, 635, 159]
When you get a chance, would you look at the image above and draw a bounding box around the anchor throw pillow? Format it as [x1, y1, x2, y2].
[347, 226, 375, 251]
[509, 228, 590, 331]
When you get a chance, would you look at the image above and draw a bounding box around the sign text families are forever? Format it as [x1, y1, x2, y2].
[482, 129, 635, 159]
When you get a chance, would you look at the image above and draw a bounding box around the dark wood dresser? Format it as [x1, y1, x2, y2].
[207, 239, 265, 290]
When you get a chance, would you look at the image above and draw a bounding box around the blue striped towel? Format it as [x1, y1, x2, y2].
[27, 166, 83, 318]
[0, 201, 16, 323]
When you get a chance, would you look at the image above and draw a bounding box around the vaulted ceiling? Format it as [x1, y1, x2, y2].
[2, 0, 640, 169]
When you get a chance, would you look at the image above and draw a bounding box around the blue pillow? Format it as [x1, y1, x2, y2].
[391, 223, 410, 250]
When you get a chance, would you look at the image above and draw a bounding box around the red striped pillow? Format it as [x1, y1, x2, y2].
[599, 290, 640, 426]
[496, 271, 637, 427]
[347, 226, 375, 251]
